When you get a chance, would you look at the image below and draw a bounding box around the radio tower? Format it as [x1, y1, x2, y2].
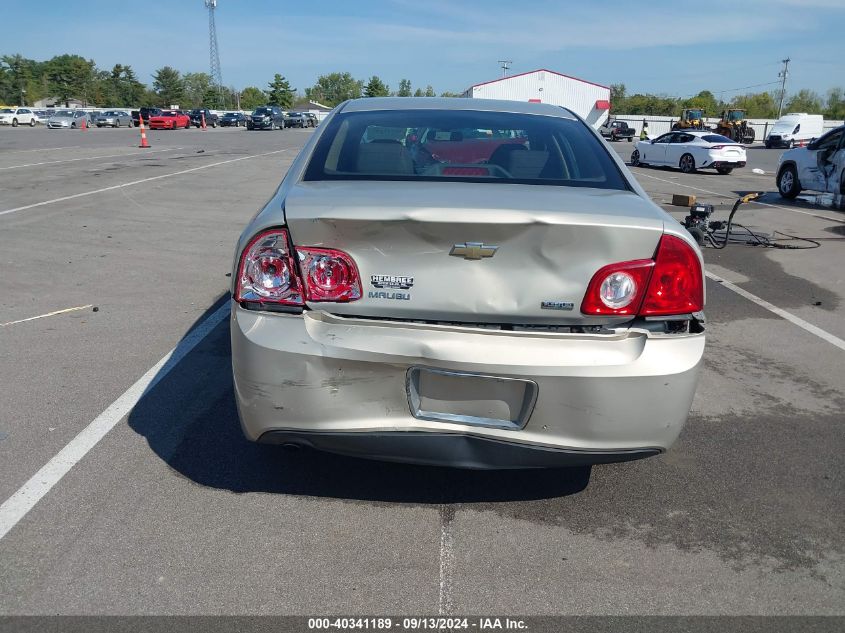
[205, 0, 223, 92]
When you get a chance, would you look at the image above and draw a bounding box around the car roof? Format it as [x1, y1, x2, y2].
[672, 130, 727, 139]
[340, 96, 577, 119]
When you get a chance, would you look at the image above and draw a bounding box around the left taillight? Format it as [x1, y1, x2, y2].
[235, 229, 304, 306]
[235, 229, 362, 307]
[297, 247, 361, 302]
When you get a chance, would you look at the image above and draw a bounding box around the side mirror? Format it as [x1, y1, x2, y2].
[807, 139, 818, 150]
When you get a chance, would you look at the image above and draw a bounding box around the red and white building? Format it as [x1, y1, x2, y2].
[462, 69, 611, 129]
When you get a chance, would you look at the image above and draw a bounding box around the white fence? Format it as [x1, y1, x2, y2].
[608, 114, 843, 140]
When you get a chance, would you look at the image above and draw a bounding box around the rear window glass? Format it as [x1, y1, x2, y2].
[304, 109, 629, 190]
[701, 134, 735, 143]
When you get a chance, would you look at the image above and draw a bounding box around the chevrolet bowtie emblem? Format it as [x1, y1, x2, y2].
[449, 242, 498, 260]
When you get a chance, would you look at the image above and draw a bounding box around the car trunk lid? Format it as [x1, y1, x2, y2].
[284, 181, 665, 325]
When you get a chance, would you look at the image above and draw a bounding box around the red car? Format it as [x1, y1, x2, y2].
[148, 110, 191, 130]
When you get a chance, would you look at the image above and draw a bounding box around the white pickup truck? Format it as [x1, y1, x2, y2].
[777, 125, 844, 201]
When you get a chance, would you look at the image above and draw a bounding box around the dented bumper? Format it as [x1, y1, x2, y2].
[231, 302, 704, 468]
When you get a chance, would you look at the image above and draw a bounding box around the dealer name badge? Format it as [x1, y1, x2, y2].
[369, 274, 414, 300]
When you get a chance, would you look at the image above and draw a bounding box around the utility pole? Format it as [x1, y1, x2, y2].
[498, 60, 512, 78]
[777, 57, 790, 119]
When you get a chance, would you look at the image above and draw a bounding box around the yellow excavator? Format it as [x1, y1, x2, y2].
[672, 108, 706, 131]
[715, 109, 756, 144]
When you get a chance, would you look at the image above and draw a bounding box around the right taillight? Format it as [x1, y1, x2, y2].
[581, 234, 703, 317]
[580, 260, 654, 315]
[640, 234, 704, 316]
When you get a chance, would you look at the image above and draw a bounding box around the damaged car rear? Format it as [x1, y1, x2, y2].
[230, 97, 705, 469]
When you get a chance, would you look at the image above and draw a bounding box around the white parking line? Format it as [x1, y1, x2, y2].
[0, 149, 291, 217]
[1, 304, 93, 327]
[0, 148, 181, 171]
[635, 170, 845, 224]
[706, 271, 845, 351]
[0, 301, 231, 542]
[0, 145, 82, 154]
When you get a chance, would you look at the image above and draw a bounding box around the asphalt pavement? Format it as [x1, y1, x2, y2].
[0, 126, 842, 618]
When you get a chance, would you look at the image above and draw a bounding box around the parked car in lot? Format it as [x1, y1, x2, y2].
[220, 111, 247, 127]
[304, 112, 318, 127]
[189, 108, 219, 128]
[776, 124, 845, 199]
[599, 119, 635, 142]
[46, 109, 90, 129]
[0, 107, 38, 127]
[148, 109, 191, 129]
[631, 131, 746, 174]
[231, 97, 705, 469]
[86, 111, 101, 126]
[96, 110, 133, 127]
[284, 111, 307, 128]
[765, 113, 824, 149]
[137, 107, 162, 125]
[247, 106, 285, 130]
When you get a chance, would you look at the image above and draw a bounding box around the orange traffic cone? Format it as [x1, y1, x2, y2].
[138, 115, 151, 148]
[201, 112, 207, 131]
[81, 115, 87, 131]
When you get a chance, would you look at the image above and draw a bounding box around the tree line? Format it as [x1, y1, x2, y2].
[0, 54, 459, 110]
[610, 84, 845, 120]
[4, 53, 842, 119]
[304, 72, 462, 104]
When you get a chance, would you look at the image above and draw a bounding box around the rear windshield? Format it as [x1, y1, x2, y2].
[701, 134, 735, 144]
[304, 109, 629, 190]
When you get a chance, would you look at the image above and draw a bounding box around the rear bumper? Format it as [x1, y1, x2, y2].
[232, 302, 704, 468]
[260, 430, 659, 469]
[702, 159, 746, 169]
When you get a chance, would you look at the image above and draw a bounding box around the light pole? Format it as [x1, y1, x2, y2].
[20, 88, 26, 106]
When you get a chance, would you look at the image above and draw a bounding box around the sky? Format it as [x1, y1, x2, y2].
[2, 0, 843, 99]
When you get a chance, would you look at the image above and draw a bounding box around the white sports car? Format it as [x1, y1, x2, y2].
[631, 130, 747, 175]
